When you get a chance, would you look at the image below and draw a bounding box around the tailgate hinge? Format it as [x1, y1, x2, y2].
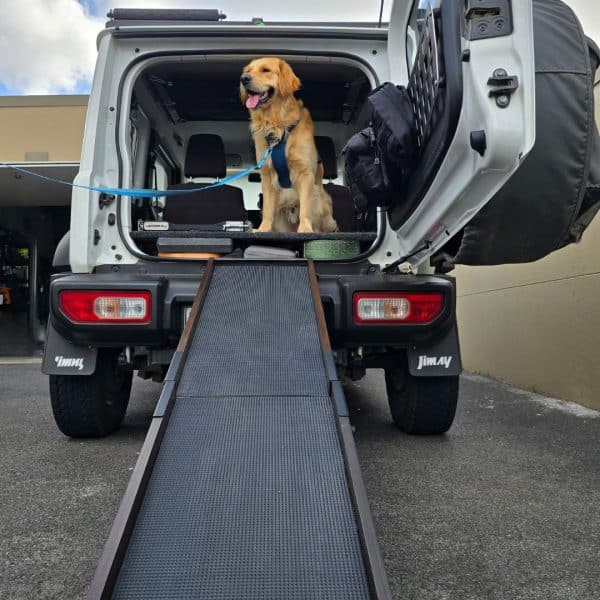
[465, 0, 512, 40]
[487, 68, 519, 108]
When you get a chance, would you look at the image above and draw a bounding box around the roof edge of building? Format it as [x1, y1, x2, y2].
[0, 95, 89, 108]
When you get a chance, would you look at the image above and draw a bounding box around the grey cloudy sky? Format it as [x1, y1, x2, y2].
[0, 0, 597, 95]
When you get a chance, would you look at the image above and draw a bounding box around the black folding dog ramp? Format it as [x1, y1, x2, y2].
[89, 261, 392, 599]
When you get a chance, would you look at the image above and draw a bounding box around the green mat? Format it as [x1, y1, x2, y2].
[303, 239, 361, 259]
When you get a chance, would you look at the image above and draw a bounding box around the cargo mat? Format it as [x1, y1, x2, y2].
[89, 261, 391, 599]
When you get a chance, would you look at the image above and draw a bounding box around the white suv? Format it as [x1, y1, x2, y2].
[42, 1, 599, 437]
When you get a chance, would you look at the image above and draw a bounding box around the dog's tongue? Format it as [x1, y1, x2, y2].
[246, 94, 261, 109]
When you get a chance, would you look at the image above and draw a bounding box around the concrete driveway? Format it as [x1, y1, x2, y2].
[1, 363, 599, 599]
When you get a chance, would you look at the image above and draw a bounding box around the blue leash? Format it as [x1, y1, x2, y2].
[0, 147, 272, 199]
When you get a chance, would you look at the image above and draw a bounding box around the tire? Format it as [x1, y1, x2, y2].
[49, 349, 132, 438]
[384, 361, 459, 435]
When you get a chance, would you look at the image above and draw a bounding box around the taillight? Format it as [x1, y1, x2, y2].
[58, 290, 151, 324]
[353, 292, 444, 324]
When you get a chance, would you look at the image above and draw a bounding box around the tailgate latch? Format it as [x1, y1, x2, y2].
[487, 68, 519, 108]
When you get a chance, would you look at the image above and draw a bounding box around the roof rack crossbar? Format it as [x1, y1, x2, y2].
[106, 8, 226, 22]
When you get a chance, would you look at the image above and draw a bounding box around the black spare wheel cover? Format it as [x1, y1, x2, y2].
[444, 0, 600, 267]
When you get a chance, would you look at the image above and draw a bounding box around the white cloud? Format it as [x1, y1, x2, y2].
[567, 0, 600, 45]
[0, 0, 389, 94]
[0, 0, 103, 94]
[0, 0, 597, 95]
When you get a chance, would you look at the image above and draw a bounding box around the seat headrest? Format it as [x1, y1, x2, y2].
[185, 134, 226, 178]
[314, 136, 338, 180]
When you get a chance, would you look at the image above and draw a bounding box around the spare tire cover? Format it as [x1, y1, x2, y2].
[447, 0, 600, 267]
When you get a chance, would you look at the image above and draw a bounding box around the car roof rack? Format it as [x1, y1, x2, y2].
[106, 8, 226, 22]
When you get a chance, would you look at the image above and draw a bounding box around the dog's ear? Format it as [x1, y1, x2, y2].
[277, 59, 301, 96]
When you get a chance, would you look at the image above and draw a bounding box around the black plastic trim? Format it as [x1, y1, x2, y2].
[108, 26, 388, 42]
[47, 268, 455, 353]
[52, 231, 70, 269]
[137, 230, 378, 242]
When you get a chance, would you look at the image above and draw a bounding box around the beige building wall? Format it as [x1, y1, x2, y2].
[0, 95, 87, 162]
[455, 84, 600, 410]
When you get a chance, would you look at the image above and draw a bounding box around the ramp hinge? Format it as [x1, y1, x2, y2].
[487, 68, 518, 108]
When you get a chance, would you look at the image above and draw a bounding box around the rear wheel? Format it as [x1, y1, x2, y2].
[49, 349, 132, 438]
[384, 362, 458, 435]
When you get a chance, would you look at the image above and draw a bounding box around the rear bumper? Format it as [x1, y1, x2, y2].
[48, 268, 456, 350]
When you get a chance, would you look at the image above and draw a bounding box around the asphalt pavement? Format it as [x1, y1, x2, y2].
[1, 363, 599, 599]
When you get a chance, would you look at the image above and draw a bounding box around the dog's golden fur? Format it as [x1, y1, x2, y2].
[240, 57, 337, 233]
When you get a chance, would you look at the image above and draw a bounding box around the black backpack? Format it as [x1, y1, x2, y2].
[343, 83, 416, 228]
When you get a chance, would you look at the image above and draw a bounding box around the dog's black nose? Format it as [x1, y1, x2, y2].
[240, 74, 252, 86]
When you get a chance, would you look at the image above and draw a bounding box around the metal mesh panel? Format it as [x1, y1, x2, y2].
[112, 396, 370, 600]
[408, 5, 445, 149]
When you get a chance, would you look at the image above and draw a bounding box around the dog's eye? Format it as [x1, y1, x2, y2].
[261, 67, 270, 73]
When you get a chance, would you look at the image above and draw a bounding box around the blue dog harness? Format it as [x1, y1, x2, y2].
[269, 124, 297, 189]
[269, 122, 322, 189]
[271, 135, 293, 188]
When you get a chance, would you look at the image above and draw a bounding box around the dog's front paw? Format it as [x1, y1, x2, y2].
[321, 216, 339, 233]
[254, 222, 273, 233]
[297, 220, 314, 233]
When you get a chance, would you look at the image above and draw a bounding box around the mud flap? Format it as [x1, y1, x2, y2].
[41, 321, 97, 375]
[407, 323, 462, 377]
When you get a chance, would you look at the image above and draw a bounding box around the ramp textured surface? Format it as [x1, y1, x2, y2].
[112, 264, 370, 599]
[177, 264, 328, 397]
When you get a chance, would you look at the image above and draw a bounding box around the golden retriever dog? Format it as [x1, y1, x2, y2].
[240, 57, 338, 233]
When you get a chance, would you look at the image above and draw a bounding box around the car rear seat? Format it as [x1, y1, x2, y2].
[163, 134, 247, 224]
[314, 136, 359, 232]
